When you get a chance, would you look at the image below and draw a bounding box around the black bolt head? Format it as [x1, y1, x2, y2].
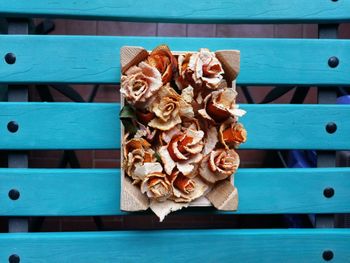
[5, 53, 16, 65]
[322, 250, 334, 261]
[328, 56, 339, 68]
[323, 187, 334, 198]
[7, 121, 19, 133]
[9, 254, 20, 263]
[325, 122, 337, 134]
[8, 189, 20, 200]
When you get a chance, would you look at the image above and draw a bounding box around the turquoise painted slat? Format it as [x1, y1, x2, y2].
[0, 229, 349, 262]
[0, 103, 349, 150]
[240, 104, 350, 150]
[0, 103, 120, 150]
[0, 0, 349, 23]
[1, 35, 350, 85]
[1, 168, 349, 215]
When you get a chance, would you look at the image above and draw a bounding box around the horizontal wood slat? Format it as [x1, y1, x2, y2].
[1, 168, 349, 215]
[0, 0, 349, 23]
[0, 103, 120, 150]
[0, 229, 349, 262]
[0, 103, 349, 150]
[1, 36, 349, 85]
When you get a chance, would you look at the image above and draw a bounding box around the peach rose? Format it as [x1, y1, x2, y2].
[219, 122, 247, 149]
[141, 172, 172, 202]
[176, 48, 224, 90]
[147, 45, 177, 84]
[148, 84, 194, 131]
[159, 126, 204, 176]
[121, 61, 162, 107]
[198, 88, 246, 123]
[122, 137, 156, 180]
[199, 149, 239, 183]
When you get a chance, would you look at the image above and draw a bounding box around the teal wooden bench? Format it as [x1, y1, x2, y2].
[1, 1, 350, 262]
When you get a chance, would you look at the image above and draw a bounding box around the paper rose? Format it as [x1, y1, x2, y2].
[141, 172, 172, 202]
[159, 126, 204, 176]
[147, 44, 177, 84]
[168, 170, 209, 203]
[198, 87, 246, 123]
[122, 137, 156, 180]
[148, 84, 194, 131]
[199, 149, 240, 184]
[121, 61, 162, 107]
[219, 122, 247, 149]
[176, 48, 224, 90]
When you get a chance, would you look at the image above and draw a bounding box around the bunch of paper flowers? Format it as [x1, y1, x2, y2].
[120, 45, 247, 221]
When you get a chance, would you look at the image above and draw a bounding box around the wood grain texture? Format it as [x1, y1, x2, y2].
[0, 229, 349, 262]
[1, 168, 349, 215]
[0, 0, 349, 23]
[0, 103, 349, 150]
[1, 35, 349, 85]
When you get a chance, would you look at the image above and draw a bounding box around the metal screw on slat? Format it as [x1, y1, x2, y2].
[323, 187, 335, 198]
[325, 122, 337, 134]
[9, 254, 20, 263]
[328, 56, 339, 68]
[322, 250, 334, 261]
[7, 121, 19, 133]
[8, 189, 20, 200]
[4, 53, 16, 64]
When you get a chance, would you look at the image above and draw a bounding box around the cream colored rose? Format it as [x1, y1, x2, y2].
[141, 172, 172, 202]
[198, 88, 246, 124]
[148, 84, 194, 131]
[121, 61, 162, 107]
[199, 149, 240, 183]
[176, 48, 224, 90]
[122, 137, 156, 181]
[159, 127, 204, 176]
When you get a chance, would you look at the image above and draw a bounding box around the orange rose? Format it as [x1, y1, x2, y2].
[121, 61, 162, 107]
[199, 149, 239, 183]
[198, 88, 246, 123]
[147, 45, 177, 84]
[167, 170, 209, 203]
[219, 122, 247, 149]
[159, 127, 204, 176]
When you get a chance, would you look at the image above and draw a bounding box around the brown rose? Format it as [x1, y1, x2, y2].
[159, 127, 204, 176]
[141, 172, 172, 202]
[176, 48, 224, 90]
[147, 45, 177, 84]
[148, 84, 194, 131]
[198, 88, 246, 123]
[121, 61, 162, 107]
[219, 122, 247, 149]
[199, 149, 240, 183]
[122, 137, 156, 181]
